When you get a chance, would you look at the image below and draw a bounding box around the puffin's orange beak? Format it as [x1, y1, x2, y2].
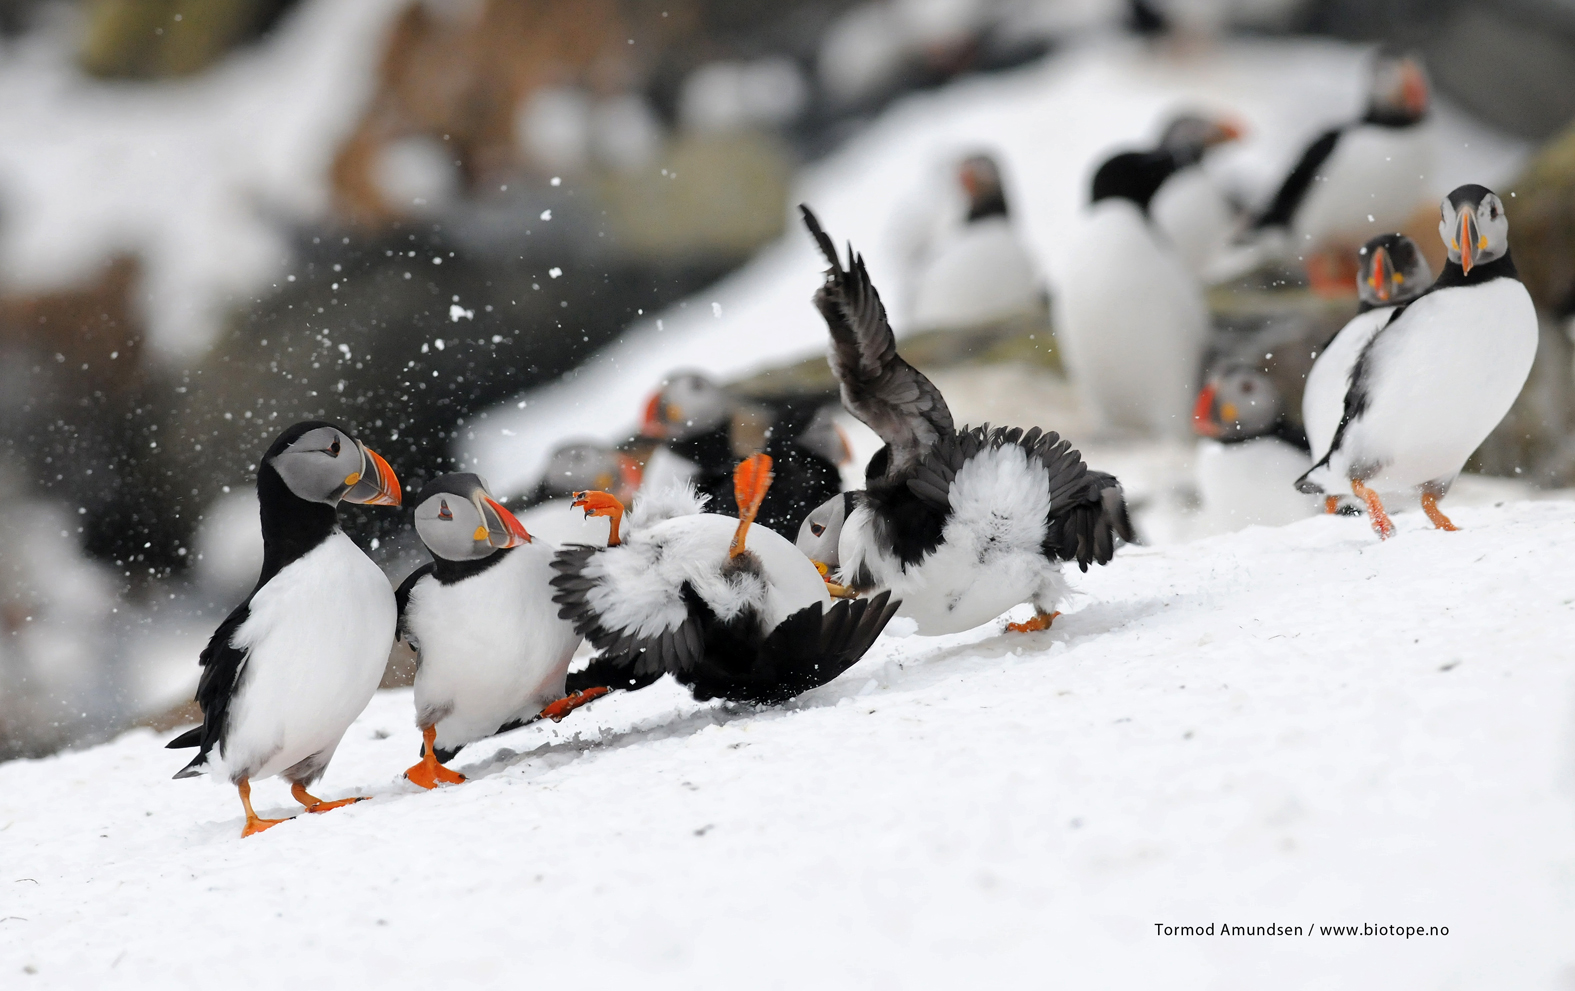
[1401, 60, 1429, 117]
[1192, 383, 1222, 438]
[343, 444, 401, 506]
[615, 452, 644, 499]
[1367, 246, 1392, 302]
[479, 495, 530, 547]
[1456, 210, 1479, 276]
[639, 392, 664, 438]
[1213, 118, 1245, 144]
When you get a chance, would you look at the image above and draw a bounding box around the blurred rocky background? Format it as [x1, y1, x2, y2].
[2, 0, 1575, 757]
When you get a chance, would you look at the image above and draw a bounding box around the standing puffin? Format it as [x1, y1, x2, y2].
[797, 207, 1134, 636]
[906, 153, 1044, 332]
[167, 421, 402, 837]
[550, 454, 897, 705]
[1301, 232, 1433, 512]
[1295, 185, 1537, 537]
[1145, 114, 1246, 277]
[1191, 364, 1320, 530]
[1248, 52, 1431, 292]
[641, 371, 845, 537]
[1053, 117, 1237, 437]
[397, 473, 597, 790]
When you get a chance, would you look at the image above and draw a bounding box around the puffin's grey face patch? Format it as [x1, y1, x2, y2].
[543, 442, 620, 496]
[271, 426, 357, 504]
[1209, 367, 1283, 438]
[795, 494, 847, 567]
[655, 372, 730, 439]
[414, 490, 490, 562]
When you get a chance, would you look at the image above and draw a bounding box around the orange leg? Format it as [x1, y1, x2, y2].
[1420, 492, 1458, 531]
[404, 724, 466, 791]
[729, 453, 774, 559]
[238, 777, 291, 837]
[290, 782, 368, 813]
[1007, 610, 1061, 633]
[539, 687, 610, 723]
[1305, 250, 1360, 298]
[1324, 495, 1340, 515]
[1351, 479, 1393, 539]
[571, 490, 626, 546]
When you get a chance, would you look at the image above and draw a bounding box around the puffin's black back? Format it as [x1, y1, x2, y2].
[1091, 150, 1183, 213]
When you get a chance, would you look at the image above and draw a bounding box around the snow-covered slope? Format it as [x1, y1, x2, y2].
[4, 502, 1573, 987]
[466, 37, 1527, 494]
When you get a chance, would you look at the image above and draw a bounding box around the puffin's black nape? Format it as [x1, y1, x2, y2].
[262, 419, 353, 463]
[1446, 183, 1494, 209]
[413, 473, 486, 506]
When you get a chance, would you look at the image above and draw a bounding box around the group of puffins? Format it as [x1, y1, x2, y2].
[170, 50, 1539, 836]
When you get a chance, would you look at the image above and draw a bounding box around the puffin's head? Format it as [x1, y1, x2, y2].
[1367, 52, 1429, 124]
[1158, 113, 1243, 165]
[1356, 233, 1432, 307]
[539, 440, 642, 501]
[266, 421, 401, 507]
[640, 371, 731, 441]
[1192, 366, 1284, 441]
[794, 403, 854, 467]
[958, 154, 1005, 213]
[796, 492, 854, 571]
[413, 473, 530, 562]
[1439, 184, 1509, 276]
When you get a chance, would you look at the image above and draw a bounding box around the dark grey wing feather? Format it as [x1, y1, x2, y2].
[550, 544, 703, 694]
[167, 598, 252, 778]
[394, 563, 435, 645]
[801, 205, 953, 479]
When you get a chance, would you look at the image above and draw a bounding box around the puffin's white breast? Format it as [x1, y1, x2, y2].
[221, 531, 395, 782]
[908, 216, 1041, 331]
[1150, 165, 1237, 278]
[408, 542, 581, 748]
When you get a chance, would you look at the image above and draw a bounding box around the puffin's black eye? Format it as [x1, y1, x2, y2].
[810, 522, 825, 537]
[329, 437, 341, 457]
[438, 500, 452, 521]
[1241, 380, 1255, 394]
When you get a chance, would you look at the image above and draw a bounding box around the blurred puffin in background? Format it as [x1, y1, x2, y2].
[1191, 363, 1319, 530]
[1244, 51, 1432, 293]
[1296, 185, 1536, 537]
[798, 206, 1133, 636]
[641, 371, 846, 537]
[551, 454, 897, 705]
[515, 440, 641, 547]
[1054, 113, 1240, 438]
[167, 421, 402, 837]
[397, 473, 597, 790]
[906, 153, 1045, 332]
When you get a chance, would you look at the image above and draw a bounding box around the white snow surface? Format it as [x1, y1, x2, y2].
[467, 36, 1527, 494]
[0, 0, 406, 361]
[4, 501, 1574, 986]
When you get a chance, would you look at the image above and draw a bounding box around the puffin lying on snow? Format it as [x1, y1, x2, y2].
[396, 474, 599, 790]
[1247, 52, 1431, 292]
[641, 371, 845, 537]
[551, 454, 897, 705]
[168, 421, 402, 837]
[1296, 185, 1537, 536]
[1301, 233, 1433, 512]
[796, 207, 1134, 636]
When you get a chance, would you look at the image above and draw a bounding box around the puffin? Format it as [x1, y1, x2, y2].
[1053, 118, 1235, 438]
[1191, 364, 1320, 530]
[1301, 232, 1433, 512]
[396, 473, 598, 790]
[550, 453, 898, 704]
[641, 371, 845, 537]
[1247, 52, 1431, 292]
[796, 206, 1134, 636]
[906, 154, 1045, 332]
[1295, 185, 1538, 537]
[167, 421, 402, 837]
[1146, 114, 1246, 278]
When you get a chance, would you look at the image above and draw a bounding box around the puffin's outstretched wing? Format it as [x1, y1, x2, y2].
[800, 205, 953, 478]
[1046, 470, 1136, 571]
[549, 544, 704, 690]
[165, 599, 252, 778]
[684, 591, 899, 705]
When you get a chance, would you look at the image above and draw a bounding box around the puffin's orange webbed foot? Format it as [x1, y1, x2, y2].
[571, 490, 626, 546]
[540, 687, 609, 723]
[729, 453, 774, 558]
[1351, 480, 1393, 539]
[1007, 610, 1061, 633]
[290, 782, 368, 813]
[237, 778, 291, 838]
[404, 725, 466, 791]
[1420, 492, 1458, 531]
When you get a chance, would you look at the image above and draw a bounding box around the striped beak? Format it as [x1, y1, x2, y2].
[342, 443, 401, 506]
[1456, 209, 1480, 276]
[476, 495, 530, 547]
[1367, 246, 1392, 302]
[1192, 383, 1222, 438]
